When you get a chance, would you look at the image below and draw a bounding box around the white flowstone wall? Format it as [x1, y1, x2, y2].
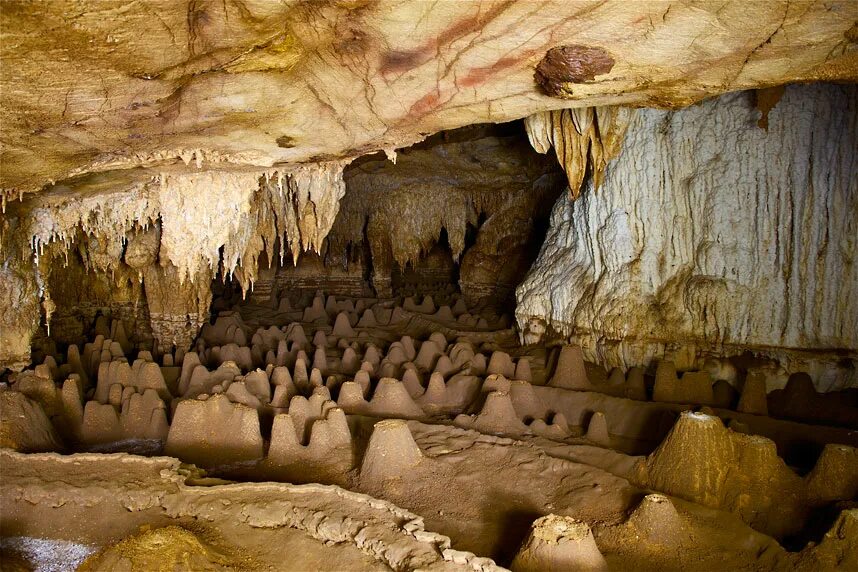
[516, 84, 857, 390]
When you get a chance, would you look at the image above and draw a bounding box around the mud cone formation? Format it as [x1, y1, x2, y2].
[361, 419, 424, 485]
[626, 494, 687, 546]
[1, 3, 857, 570]
[511, 515, 608, 572]
[3, 287, 856, 570]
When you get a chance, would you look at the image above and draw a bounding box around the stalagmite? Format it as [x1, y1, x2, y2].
[487, 351, 515, 379]
[337, 381, 368, 413]
[415, 339, 444, 371]
[332, 312, 355, 338]
[514, 358, 532, 383]
[511, 515, 608, 572]
[585, 412, 611, 447]
[369, 378, 425, 419]
[550, 345, 591, 391]
[361, 419, 424, 483]
[508, 380, 546, 421]
[357, 309, 377, 327]
[640, 411, 810, 537]
[418, 372, 448, 412]
[806, 445, 858, 505]
[652, 361, 678, 403]
[626, 494, 687, 546]
[81, 402, 123, 446]
[625, 367, 647, 401]
[268, 404, 351, 469]
[119, 390, 169, 441]
[3, 274, 858, 570]
[165, 394, 264, 466]
[59, 377, 84, 439]
[654, 364, 714, 405]
[462, 391, 529, 437]
[401, 368, 424, 400]
[738, 370, 769, 416]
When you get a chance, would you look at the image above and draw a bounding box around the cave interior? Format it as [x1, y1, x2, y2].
[1, 2, 857, 571]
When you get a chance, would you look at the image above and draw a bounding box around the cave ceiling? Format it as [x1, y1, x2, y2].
[2, 0, 857, 199]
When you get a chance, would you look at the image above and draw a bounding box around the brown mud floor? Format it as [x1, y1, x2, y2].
[2, 292, 857, 571]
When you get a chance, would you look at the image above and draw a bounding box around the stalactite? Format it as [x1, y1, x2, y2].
[328, 134, 561, 275]
[8, 162, 346, 287]
[524, 106, 634, 198]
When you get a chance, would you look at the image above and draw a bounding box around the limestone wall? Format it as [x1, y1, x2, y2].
[516, 84, 858, 390]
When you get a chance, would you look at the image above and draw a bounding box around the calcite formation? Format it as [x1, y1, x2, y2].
[15, 164, 347, 285]
[2, 2, 857, 374]
[510, 515, 608, 572]
[517, 84, 858, 390]
[524, 106, 634, 197]
[1, 163, 346, 366]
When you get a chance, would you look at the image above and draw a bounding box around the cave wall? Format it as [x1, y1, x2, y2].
[516, 84, 858, 390]
[0, 259, 41, 371]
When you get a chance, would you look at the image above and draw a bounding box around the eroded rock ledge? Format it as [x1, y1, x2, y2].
[2, 0, 857, 199]
[1, 450, 501, 571]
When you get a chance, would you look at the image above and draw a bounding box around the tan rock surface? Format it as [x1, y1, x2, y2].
[1, 449, 497, 572]
[2, 1, 856, 196]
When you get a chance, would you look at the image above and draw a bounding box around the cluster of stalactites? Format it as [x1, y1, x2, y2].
[22, 178, 160, 269]
[328, 178, 534, 271]
[0, 162, 347, 351]
[159, 162, 346, 291]
[525, 106, 634, 198]
[15, 162, 346, 292]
